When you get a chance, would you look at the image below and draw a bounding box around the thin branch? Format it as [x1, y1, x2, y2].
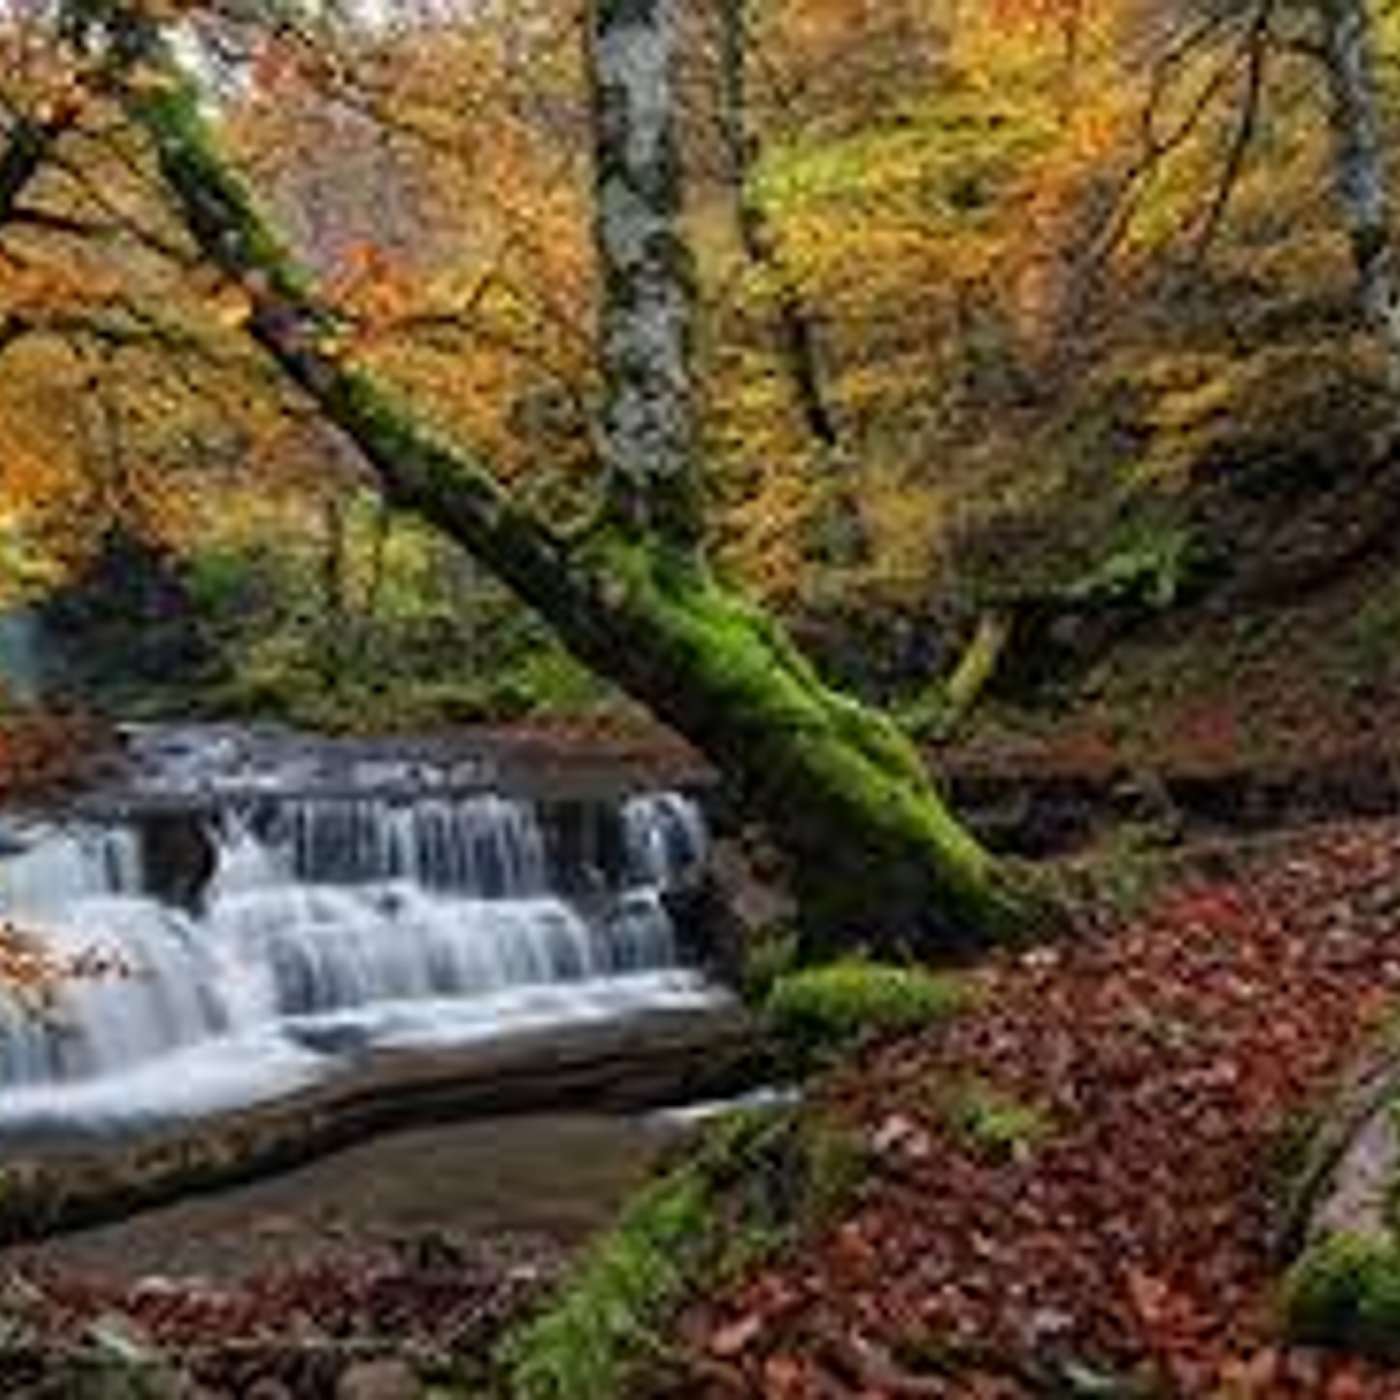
[41, 141, 198, 266]
[1076, 10, 1264, 281]
[0, 108, 74, 226]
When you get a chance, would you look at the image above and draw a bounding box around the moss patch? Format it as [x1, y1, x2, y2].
[1283, 1230, 1400, 1360]
[764, 960, 967, 1066]
[941, 1077, 1053, 1162]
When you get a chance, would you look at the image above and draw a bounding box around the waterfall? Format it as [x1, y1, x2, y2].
[273, 795, 550, 893]
[0, 777, 713, 1136]
[623, 792, 708, 889]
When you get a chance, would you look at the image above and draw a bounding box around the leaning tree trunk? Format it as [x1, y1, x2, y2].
[112, 2, 1032, 951]
[1317, 0, 1400, 387]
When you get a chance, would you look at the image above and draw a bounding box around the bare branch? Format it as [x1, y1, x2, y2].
[0, 108, 73, 227]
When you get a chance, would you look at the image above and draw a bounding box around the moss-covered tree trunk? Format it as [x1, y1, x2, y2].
[111, 2, 1032, 951]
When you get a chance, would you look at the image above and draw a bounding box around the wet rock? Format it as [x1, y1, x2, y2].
[665, 860, 769, 987]
[139, 813, 217, 911]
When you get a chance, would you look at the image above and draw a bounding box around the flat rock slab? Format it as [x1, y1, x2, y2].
[8, 1113, 675, 1284]
[0, 1004, 764, 1248]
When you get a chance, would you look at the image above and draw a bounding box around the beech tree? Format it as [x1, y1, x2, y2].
[0, 0, 1027, 951]
[1315, 0, 1400, 388]
[713, 0, 840, 453]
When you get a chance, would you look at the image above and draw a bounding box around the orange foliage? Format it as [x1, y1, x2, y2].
[0, 710, 113, 799]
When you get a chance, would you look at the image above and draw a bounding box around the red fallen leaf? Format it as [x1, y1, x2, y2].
[832, 1222, 879, 1271]
[710, 1312, 764, 1357]
[1219, 1346, 1279, 1394]
[761, 1353, 806, 1397]
[1125, 1268, 1172, 1330]
[1324, 1365, 1369, 1400]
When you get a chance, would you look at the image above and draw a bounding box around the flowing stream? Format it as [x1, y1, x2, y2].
[0, 726, 719, 1138]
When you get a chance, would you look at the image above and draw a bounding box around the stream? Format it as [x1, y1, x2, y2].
[0, 724, 728, 1142]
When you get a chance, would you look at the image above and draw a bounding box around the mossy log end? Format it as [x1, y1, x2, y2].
[118, 13, 1040, 955]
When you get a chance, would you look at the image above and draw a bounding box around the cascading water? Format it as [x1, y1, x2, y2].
[0, 731, 717, 1138]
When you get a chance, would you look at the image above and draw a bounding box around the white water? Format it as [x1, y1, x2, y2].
[0, 783, 716, 1136]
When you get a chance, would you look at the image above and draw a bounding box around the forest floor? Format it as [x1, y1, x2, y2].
[667, 818, 1400, 1397]
[948, 515, 1400, 786]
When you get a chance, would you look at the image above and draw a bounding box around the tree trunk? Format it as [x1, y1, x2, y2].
[355, 502, 393, 668]
[113, 6, 1033, 951]
[715, 0, 841, 452]
[319, 494, 348, 685]
[1317, 0, 1400, 387]
[590, 0, 704, 545]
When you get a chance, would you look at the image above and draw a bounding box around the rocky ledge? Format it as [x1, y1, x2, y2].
[0, 1004, 764, 1248]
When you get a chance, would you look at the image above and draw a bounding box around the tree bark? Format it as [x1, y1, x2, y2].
[1317, 0, 1400, 387]
[319, 493, 349, 684]
[355, 501, 393, 667]
[589, 0, 705, 545]
[112, 7, 1032, 951]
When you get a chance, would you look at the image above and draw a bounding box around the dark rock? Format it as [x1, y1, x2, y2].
[663, 871, 750, 986]
[139, 812, 218, 911]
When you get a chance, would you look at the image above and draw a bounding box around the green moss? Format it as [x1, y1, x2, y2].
[896, 685, 957, 744]
[942, 1078, 1053, 1161]
[1064, 523, 1203, 611]
[1283, 1231, 1400, 1358]
[764, 960, 966, 1062]
[497, 1108, 863, 1400]
[499, 1170, 709, 1400]
[573, 537, 1029, 950]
